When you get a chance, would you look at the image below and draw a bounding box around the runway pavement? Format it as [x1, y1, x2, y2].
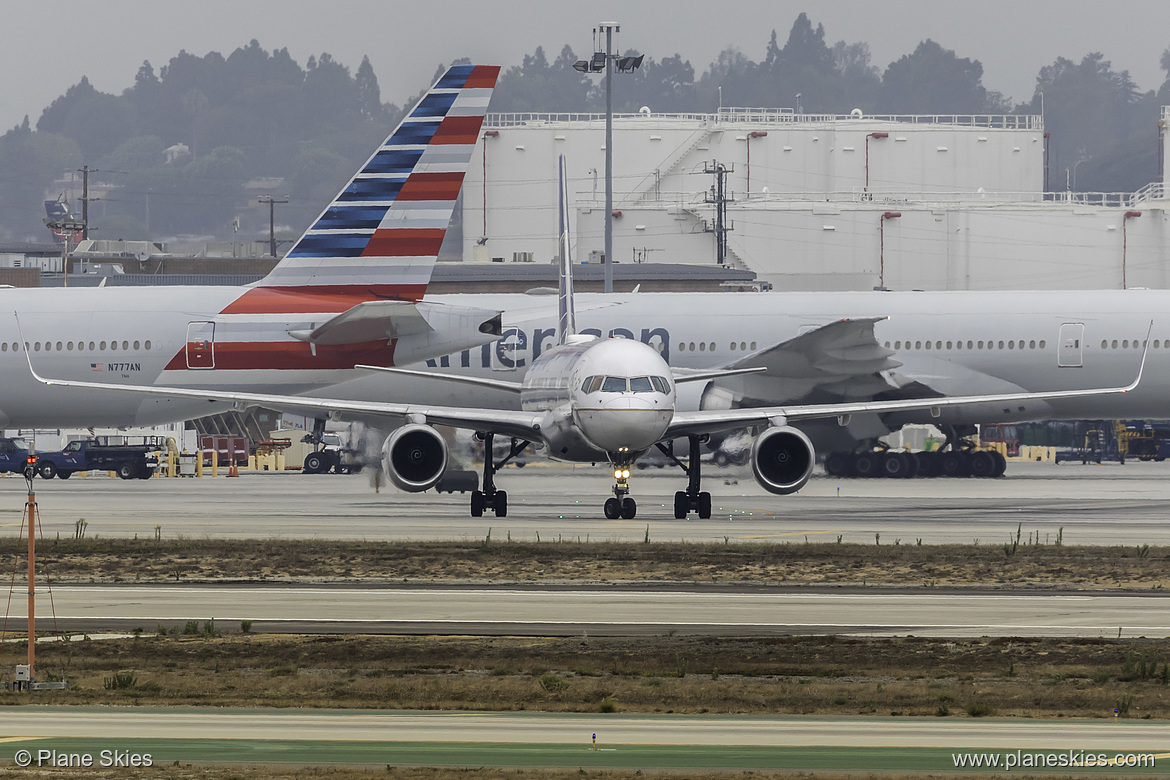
[7, 584, 1170, 638]
[1, 709, 1166, 772]
[2, 460, 1170, 546]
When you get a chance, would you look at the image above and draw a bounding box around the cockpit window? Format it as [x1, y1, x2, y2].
[600, 376, 627, 393]
[629, 376, 653, 393]
[582, 375, 604, 394]
[650, 376, 670, 394]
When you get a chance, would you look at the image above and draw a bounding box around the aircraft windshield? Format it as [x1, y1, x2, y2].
[628, 377, 653, 393]
[600, 376, 628, 393]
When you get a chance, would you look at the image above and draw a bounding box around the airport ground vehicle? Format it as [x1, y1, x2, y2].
[0, 437, 31, 474]
[34, 436, 163, 480]
[1056, 420, 1170, 464]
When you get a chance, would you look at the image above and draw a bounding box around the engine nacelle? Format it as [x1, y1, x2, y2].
[382, 424, 448, 492]
[751, 426, 815, 495]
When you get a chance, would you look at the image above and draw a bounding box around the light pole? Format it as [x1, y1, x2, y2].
[575, 24, 643, 293]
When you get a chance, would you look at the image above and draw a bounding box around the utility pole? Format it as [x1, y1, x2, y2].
[77, 166, 98, 240]
[258, 195, 288, 258]
[703, 161, 734, 265]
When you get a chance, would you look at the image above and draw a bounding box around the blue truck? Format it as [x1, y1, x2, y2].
[0, 438, 32, 475]
[33, 436, 164, 480]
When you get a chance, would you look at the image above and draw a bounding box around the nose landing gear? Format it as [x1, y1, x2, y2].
[604, 466, 637, 519]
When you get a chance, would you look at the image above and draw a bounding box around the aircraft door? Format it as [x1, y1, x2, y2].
[1057, 322, 1084, 368]
[186, 321, 216, 369]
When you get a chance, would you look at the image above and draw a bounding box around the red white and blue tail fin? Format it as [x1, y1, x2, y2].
[240, 64, 500, 311]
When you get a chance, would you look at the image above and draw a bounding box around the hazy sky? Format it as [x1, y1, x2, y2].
[3, 0, 1170, 132]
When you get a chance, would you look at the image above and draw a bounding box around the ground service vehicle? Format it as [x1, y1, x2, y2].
[35, 436, 163, 480]
[0, 438, 31, 474]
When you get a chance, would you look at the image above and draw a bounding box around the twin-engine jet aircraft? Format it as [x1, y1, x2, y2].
[23, 156, 1150, 519]
[0, 64, 502, 428]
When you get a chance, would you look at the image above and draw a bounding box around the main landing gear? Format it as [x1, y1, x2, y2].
[653, 435, 712, 519]
[470, 432, 529, 518]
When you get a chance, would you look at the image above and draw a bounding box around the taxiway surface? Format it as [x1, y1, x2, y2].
[2, 461, 1170, 545]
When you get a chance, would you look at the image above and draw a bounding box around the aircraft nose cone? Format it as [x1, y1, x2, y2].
[577, 396, 671, 452]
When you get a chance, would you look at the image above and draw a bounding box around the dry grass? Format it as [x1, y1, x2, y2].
[7, 633, 1170, 720]
[2, 537, 1169, 589]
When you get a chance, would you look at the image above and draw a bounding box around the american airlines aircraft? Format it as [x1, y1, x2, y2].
[24, 158, 1148, 518]
[0, 64, 503, 428]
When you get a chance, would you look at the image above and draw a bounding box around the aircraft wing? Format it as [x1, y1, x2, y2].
[712, 317, 902, 405]
[664, 350, 1147, 440]
[23, 361, 543, 441]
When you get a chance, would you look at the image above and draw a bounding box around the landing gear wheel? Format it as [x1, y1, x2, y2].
[969, 451, 996, 478]
[494, 490, 508, 518]
[881, 452, 908, 478]
[990, 451, 1007, 477]
[604, 497, 621, 519]
[303, 453, 325, 474]
[620, 497, 637, 519]
[673, 491, 688, 520]
[37, 461, 57, 480]
[914, 451, 940, 477]
[697, 491, 712, 520]
[940, 451, 970, 478]
[824, 451, 851, 477]
[470, 490, 485, 518]
[853, 452, 879, 478]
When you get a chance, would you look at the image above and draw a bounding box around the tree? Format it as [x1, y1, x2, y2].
[877, 40, 989, 114]
[1024, 53, 1156, 191]
[0, 119, 83, 239]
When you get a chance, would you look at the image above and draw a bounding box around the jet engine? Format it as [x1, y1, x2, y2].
[382, 424, 448, 492]
[750, 426, 815, 495]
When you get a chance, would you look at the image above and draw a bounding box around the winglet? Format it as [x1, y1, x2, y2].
[14, 313, 55, 387]
[1126, 320, 1154, 392]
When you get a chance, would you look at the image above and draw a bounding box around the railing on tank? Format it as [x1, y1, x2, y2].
[485, 110, 1043, 130]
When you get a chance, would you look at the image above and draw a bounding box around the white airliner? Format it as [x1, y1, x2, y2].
[23, 158, 1149, 519]
[0, 64, 503, 428]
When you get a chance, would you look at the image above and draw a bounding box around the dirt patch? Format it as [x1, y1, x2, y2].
[5, 537, 1168, 589]
[8, 632, 1170, 720]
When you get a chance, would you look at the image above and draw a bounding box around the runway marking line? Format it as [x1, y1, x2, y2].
[740, 531, 843, 539]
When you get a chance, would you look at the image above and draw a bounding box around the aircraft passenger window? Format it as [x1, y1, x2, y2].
[946, 341, 952, 349]
[1007, 341, 1014, 349]
[56, 341, 62, 351]
[1157, 340, 1162, 349]
[34, 342, 40, 352]
[925, 341, 931, 350]
[1101, 340, 1108, 348]
[740, 342, 747, 351]
[956, 342, 962, 350]
[688, 342, 696, 351]
[677, 343, 685, 352]
[1123, 340, 1129, 349]
[122, 341, 129, 350]
[1029, 340, 1036, 349]
[1, 343, 6, 352]
[650, 376, 669, 393]
[699, 342, 706, 351]
[134, 341, 140, 350]
[914, 341, 921, 349]
[709, 342, 715, 351]
[601, 376, 627, 393]
[997, 341, 1004, 349]
[893, 341, 900, 349]
[145, 340, 152, 350]
[750, 342, 756, 350]
[629, 377, 653, 393]
[730, 342, 736, 351]
[66, 342, 73, 350]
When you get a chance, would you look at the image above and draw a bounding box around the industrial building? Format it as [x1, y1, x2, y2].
[464, 105, 1169, 291]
